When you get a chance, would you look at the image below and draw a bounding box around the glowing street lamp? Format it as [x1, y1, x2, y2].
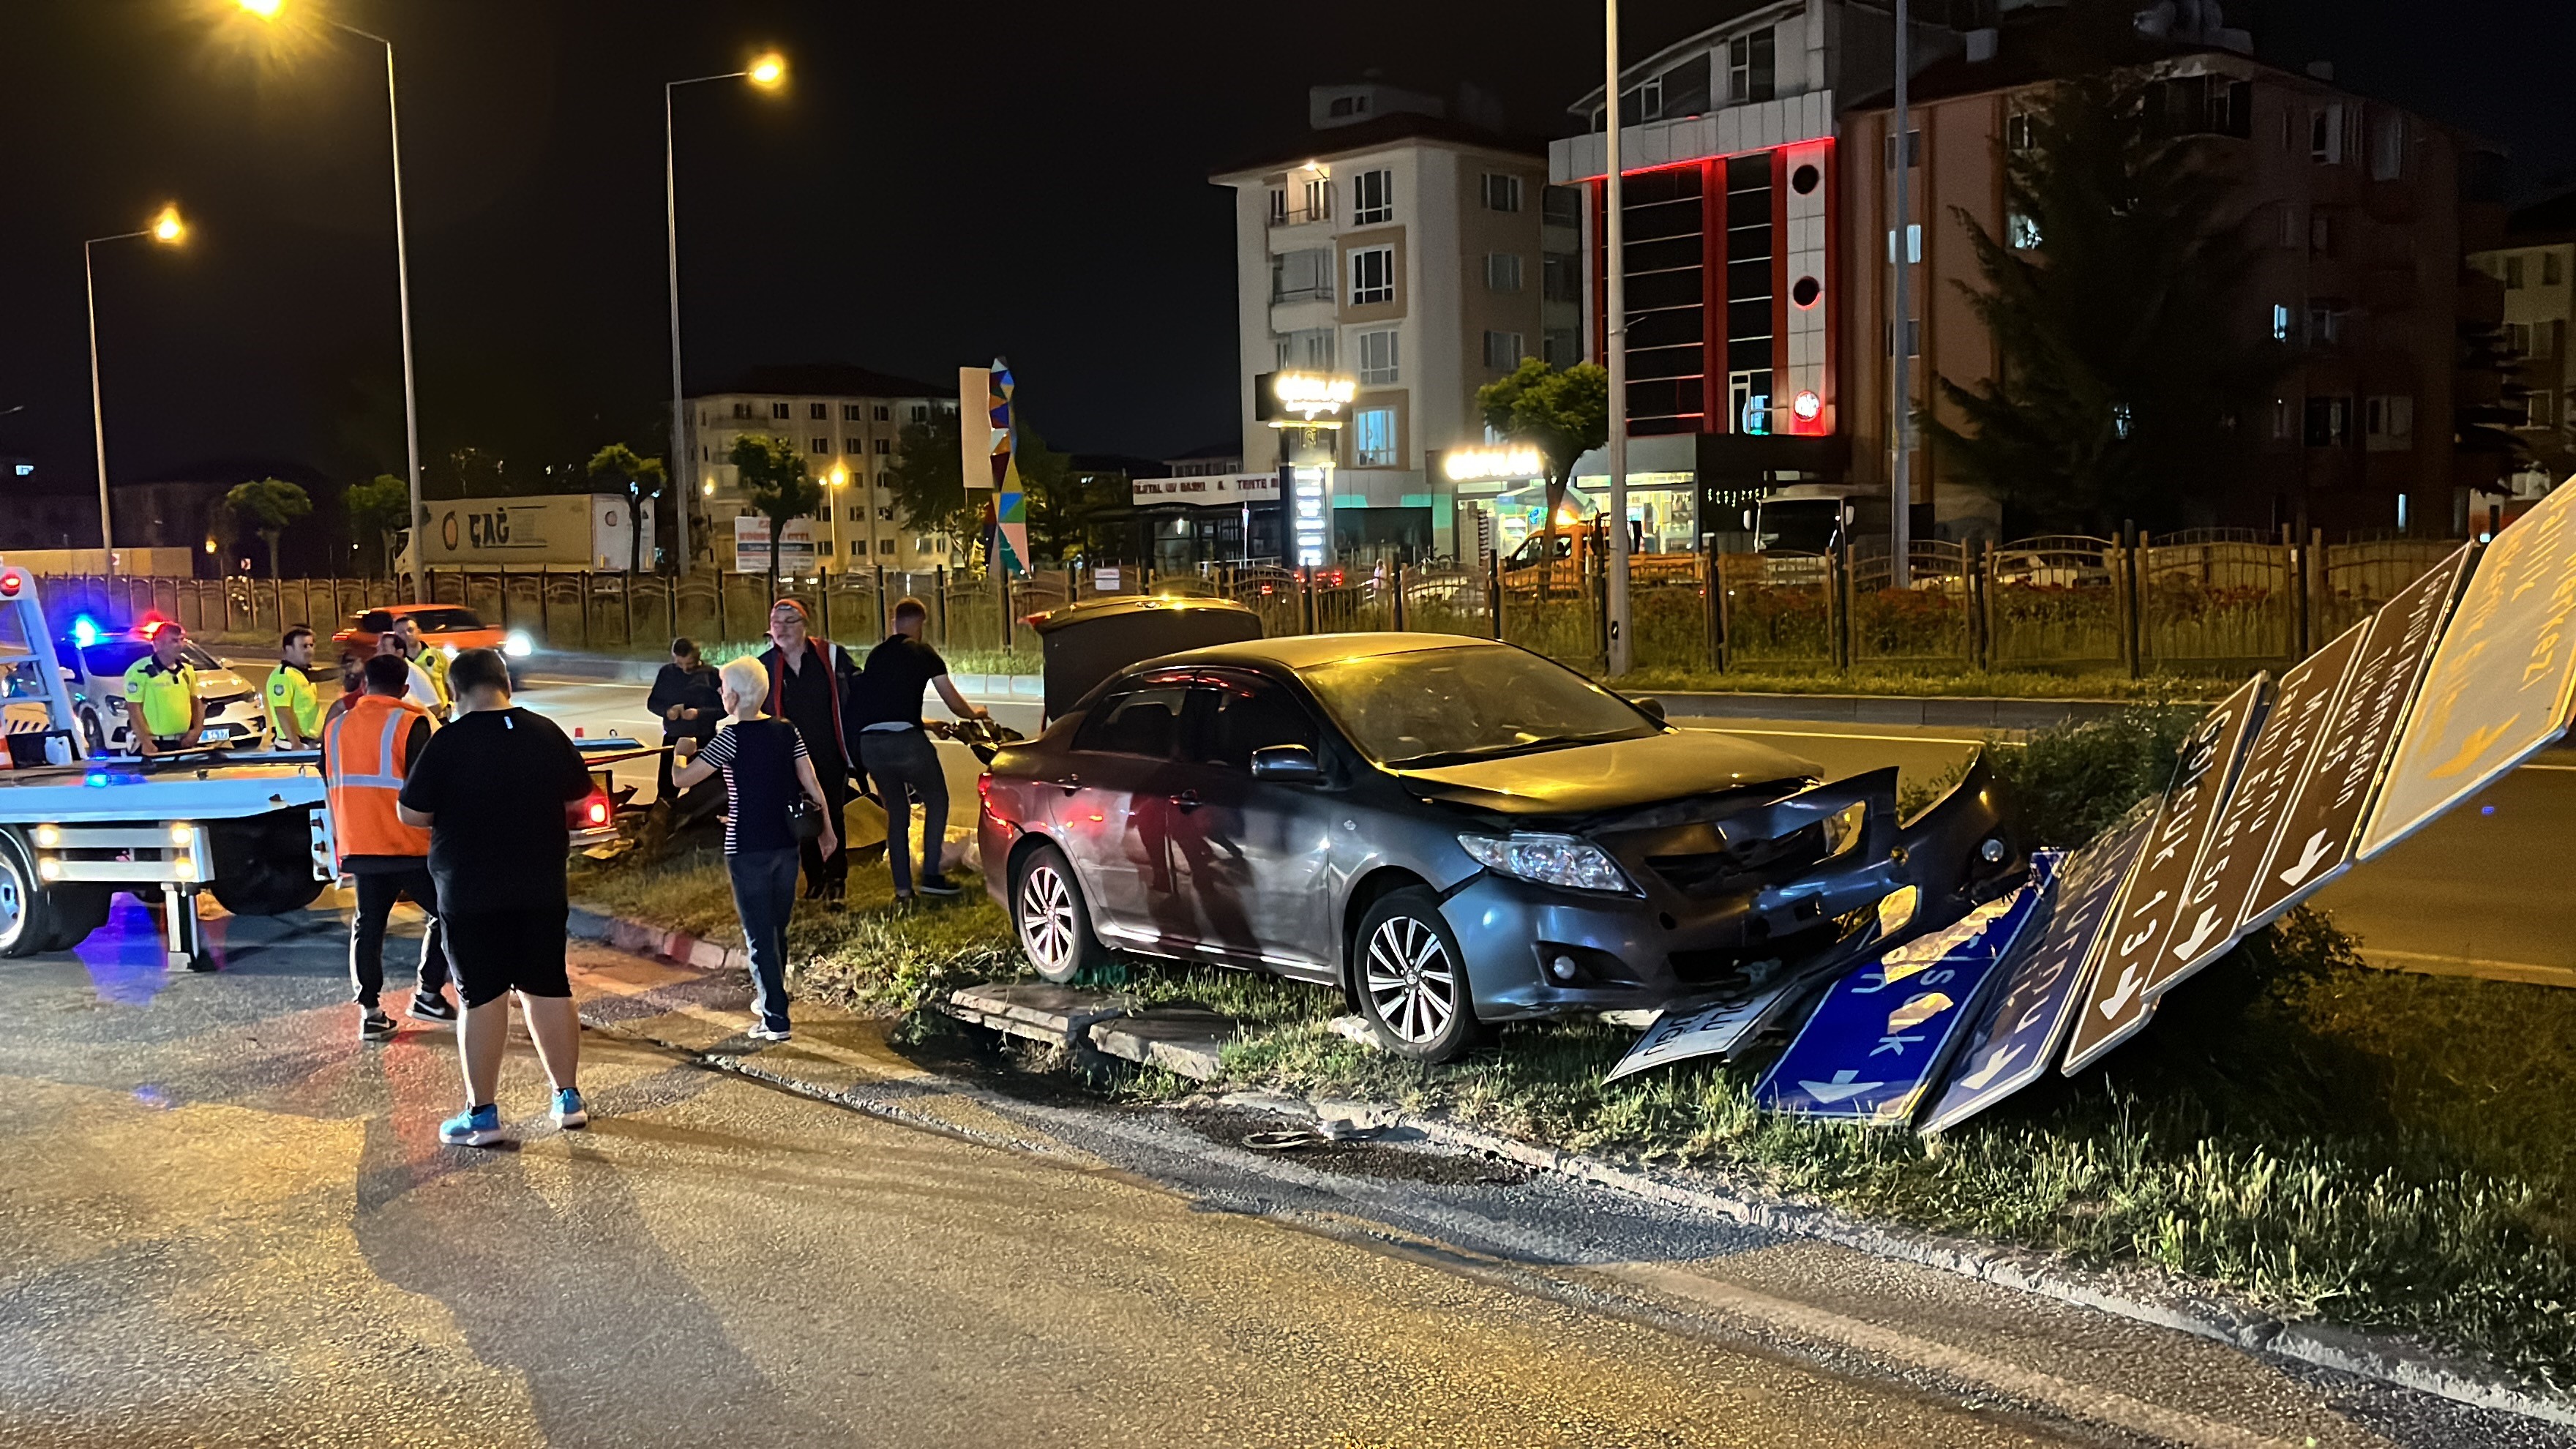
[233, 0, 427, 599]
[825, 465, 849, 573]
[667, 51, 789, 577]
[86, 204, 190, 564]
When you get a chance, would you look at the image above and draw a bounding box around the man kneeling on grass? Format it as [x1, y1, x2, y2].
[397, 646, 602, 1147]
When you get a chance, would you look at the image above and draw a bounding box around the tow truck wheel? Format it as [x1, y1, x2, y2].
[0, 835, 66, 959]
[77, 706, 105, 757]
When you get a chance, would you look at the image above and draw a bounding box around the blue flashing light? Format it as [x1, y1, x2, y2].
[85, 772, 110, 787]
[70, 615, 102, 648]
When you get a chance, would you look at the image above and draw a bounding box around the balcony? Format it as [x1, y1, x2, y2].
[1268, 199, 1332, 231]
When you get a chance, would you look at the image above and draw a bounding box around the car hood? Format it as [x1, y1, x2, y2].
[1391, 729, 1819, 819]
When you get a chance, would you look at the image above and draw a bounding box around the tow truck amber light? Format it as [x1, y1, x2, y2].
[34, 825, 59, 847]
[37, 858, 59, 881]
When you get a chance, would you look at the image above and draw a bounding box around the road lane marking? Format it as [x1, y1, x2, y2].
[1692, 726, 2002, 747]
[2359, 948, 2576, 987]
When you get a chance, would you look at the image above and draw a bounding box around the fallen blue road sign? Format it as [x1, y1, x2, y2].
[1920, 808, 2156, 1134]
[1754, 876, 2049, 1126]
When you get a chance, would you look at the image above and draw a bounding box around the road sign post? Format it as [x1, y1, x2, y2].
[2061, 673, 2269, 1074]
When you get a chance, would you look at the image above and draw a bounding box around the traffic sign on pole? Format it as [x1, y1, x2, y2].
[1754, 881, 2048, 1124]
[1921, 811, 2152, 1133]
[2150, 621, 2365, 997]
[2362, 486, 2576, 859]
[2237, 544, 2470, 932]
[2062, 673, 2269, 1074]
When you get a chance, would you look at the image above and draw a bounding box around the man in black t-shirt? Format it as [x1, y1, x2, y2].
[397, 648, 599, 1147]
[757, 599, 861, 901]
[850, 596, 989, 901]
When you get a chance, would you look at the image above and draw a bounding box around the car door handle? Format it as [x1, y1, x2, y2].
[1169, 790, 1200, 812]
[1053, 774, 1080, 794]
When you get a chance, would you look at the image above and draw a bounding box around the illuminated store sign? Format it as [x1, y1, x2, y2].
[1289, 465, 1330, 566]
[1260, 371, 1358, 425]
[1442, 446, 1544, 482]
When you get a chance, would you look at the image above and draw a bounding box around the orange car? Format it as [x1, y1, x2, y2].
[332, 604, 531, 667]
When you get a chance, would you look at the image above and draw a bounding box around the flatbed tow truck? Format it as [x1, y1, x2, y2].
[0, 570, 645, 971]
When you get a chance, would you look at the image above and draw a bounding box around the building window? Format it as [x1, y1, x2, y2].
[844, 438, 864, 454]
[1480, 173, 1523, 213]
[2366, 394, 2416, 451]
[1276, 326, 1335, 371]
[877, 506, 894, 520]
[1485, 252, 1524, 293]
[1353, 407, 1399, 467]
[1727, 27, 1775, 104]
[2307, 304, 2348, 345]
[1542, 250, 1581, 302]
[842, 404, 864, 421]
[1356, 328, 1399, 385]
[1481, 330, 1524, 370]
[1884, 130, 1922, 169]
[809, 402, 828, 420]
[2304, 396, 2353, 447]
[2005, 112, 2035, 151]
[2310, 104, 2345, 164]
[2504, 321, 2533, 356]
[2279, 205, 2300, 249]
[1351, 169, 1393, 225]
[1268, 187, 1287, 225]
[810, 436, 831, 454]
[880, 539, 895, 555]
[733, 402, 755, 419]
[1272, 247, 1332, 302]
[2550, 253, 2566, 286]
[1543, 184, 1584, 229]
[1885, 318, 1921, 356]
[2506, 255, 2526, 288]
[2271, 303, 2291, 341]
[1349, 245, 1396, 305]
[2310, 209, 2335, 255]
[1543, 328, 1583, 367]
[874, 438, 892, 454]
[2007, 211, 2040, 250]
[2369, 113, 2406, 181]
[2272, 398, 2293, 440]
[874, 405, 891, 421]
[910, 404, 928, 422]
[770, 402, 791, 419]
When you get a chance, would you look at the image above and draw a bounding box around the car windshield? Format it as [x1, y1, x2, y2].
[1296, 644, 1658, 769]
[78, 640, 226, 677]
[408, 608, 483, 633]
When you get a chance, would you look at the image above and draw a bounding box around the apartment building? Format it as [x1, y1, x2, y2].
[1544, 0, 1928, 559]
[1213, 83, 1581, 558]
[687, 364, 958, 572]
[2472, 192, 2576, 509]
[1841, 14, 2509, 539]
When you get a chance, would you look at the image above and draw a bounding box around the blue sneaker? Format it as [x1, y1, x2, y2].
[550, 1087, 588, 1130]
[439, 1104, 504, 1147]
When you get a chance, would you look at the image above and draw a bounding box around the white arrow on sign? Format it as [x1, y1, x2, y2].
[2097, 964, 2143, 1019]
[1800, 1068, 1887, 1104]
[2168, 907, 2225, 963]
[1959, 1043, 2025, 1090]
[2274, 829, 2332, 887]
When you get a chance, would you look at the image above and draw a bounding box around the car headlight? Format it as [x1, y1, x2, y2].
[1820, 801, 1868, 858]
[1458, 832, 1638, 894]
[502, 632, 534, 659]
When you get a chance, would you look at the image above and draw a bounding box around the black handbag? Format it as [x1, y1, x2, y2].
[786, 797, 825, 842]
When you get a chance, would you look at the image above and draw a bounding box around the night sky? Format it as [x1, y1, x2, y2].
[3, 0, 2569, 514]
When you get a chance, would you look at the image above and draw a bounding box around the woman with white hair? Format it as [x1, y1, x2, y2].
[672, 654, 837, 1041]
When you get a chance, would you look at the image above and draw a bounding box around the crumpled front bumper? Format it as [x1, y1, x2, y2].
[1452, 752, 2024, 1022]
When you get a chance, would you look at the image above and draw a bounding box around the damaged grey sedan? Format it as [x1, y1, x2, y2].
[979, 633, 2023, 1062]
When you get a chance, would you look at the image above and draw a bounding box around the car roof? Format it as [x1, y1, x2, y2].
[1139, 632, 1510, 674]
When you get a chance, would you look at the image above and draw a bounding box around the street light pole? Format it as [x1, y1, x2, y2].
[1604, 0, 1631, 675]
[667, 56, 785, 585]
[83, 208, 185, 570]
[1890, 0, 1913, 588]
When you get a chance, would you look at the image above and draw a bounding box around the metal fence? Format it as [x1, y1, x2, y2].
[30, 532, 2468, 680]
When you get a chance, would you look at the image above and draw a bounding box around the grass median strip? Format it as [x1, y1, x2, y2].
[573, 709, 2576, 1390]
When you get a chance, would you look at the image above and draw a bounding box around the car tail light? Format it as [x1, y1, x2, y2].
[568, 790, 612, 829]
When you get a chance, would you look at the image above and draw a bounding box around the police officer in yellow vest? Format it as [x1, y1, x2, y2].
[121, 622, 204, 758]
[390, 616, 452, 719]
[266, 625, 323, 747]
[324, 654, 455, 1041]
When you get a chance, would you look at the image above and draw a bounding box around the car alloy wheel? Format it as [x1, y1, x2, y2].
[1364, 914, 1459, 1046]
[1020, 865, 1078, 973]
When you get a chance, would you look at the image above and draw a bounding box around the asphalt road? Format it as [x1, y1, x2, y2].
[1, 902, 2558, 1448]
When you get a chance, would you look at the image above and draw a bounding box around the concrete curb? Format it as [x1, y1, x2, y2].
[1651, 690, 2209, 729]
[1209, 1087, 2576, 1430]
[562, 910, 2573, 1428]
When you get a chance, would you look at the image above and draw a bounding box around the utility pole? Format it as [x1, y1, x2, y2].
[1890, 0, 1913, 588]
[1604, 0, 1632, 674]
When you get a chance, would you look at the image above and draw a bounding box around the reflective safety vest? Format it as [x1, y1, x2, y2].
[121, 656, 197, 739]
[419, 647, 452, 711]
[323, 694, 433, 864]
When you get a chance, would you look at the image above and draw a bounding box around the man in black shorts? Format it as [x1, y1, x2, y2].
[397, 647, 599, 1147]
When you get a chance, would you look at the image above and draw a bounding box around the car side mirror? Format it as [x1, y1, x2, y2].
[1250, 744, 1322, 782]
[1630, 696, 1666, 724]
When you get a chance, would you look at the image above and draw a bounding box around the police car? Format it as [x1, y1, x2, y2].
[59, 618, 272, 756]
